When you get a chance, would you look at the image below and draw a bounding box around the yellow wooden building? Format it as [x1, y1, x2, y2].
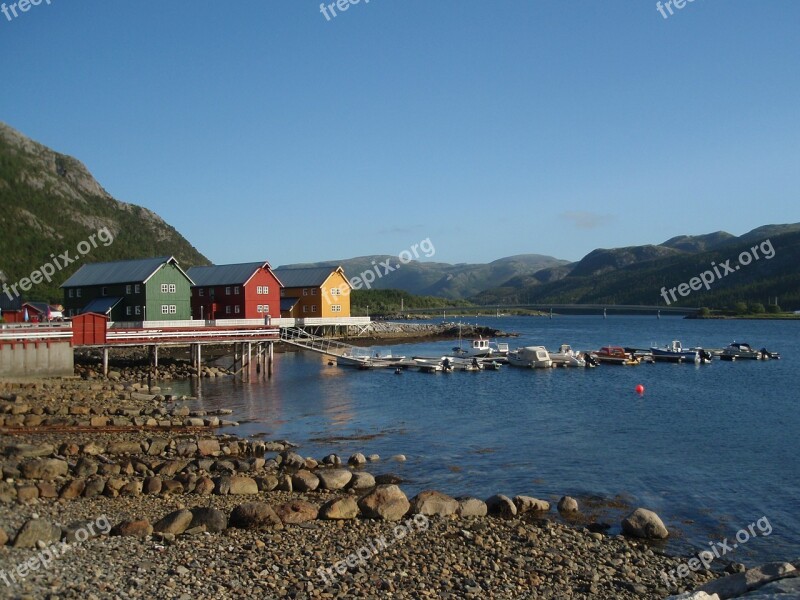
[274, 266, 352, 318]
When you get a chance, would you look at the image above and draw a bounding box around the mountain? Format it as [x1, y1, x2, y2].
[473, 225, 800, 310]
[278, 254, 570, 299]
[0, 122, 209, 302]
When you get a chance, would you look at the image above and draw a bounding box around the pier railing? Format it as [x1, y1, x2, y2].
[279, 327, 368, 358]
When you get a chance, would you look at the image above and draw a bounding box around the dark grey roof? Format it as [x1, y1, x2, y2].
[23, 302, 51, 314]
[81, 297, 123, 316]
[280, 297, 300, 311]
[273, 266, 339, 288]
[0, 294, 22, 311]
[187, 262, 270, 287]
[61, 257, 190, 288]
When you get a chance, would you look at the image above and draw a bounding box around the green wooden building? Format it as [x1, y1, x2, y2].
[61, 256, 194, 321]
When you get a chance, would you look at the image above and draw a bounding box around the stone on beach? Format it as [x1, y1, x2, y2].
[410, 490, 459, 517]
[621, 507, 669, 539]
[319, 496, 360, 520]
[275, 500, 319, 524]
[514, 495, 551, 513]
[348, 471, 376, 490]
[486, 494, 518, 518]
[316, 468, 352, 490]
[111, 519, 153, 538]
[153, 509, 194, 535]
[12, 518, 62, 548]
[557, 496, 579, 515]
[358, 484, 411, 521]
[457, 497, 488, 518]
[189, 507, 228, 533]
[348, 452, 367, 466]
[20, 458, 68, 480]
[291, 470, 320, 492]
[229, 502, 283, 529]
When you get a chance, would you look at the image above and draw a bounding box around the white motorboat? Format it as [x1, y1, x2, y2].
[507, 346, 553, 369]
[650, 340, 700, 363]
[548, 344, 586, 368]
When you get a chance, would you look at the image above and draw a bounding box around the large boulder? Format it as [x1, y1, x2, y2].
[291, 470, 320, 492]
[21, 458, 68, 480]
[348, 471, 376, 490]
[111, 519, 153, 538]
[153, 509, 194, 535]
[316, 469, 353, 491]
[410, 490, 459, 517]
[275, 500, 319, 524]
[228, 476, 259, 495]
[229, 502, 283, 529]
[621, 508, 669, 539]
[189, 507, 228, 533]
[457, 497, 488, 518]
[557, 496, 579, 515]
[13, 518, 62, 548]
[358, 485, 410, 522]
[319, 497, 359, 520]
[514, 496, 550, 514]
[486, 494, 517, 518]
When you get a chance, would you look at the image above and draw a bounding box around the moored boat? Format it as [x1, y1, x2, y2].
[507, 346, 553, 369]
[650, 340, 700, 364]
[548, 344, 587, 368]
[593, 346, 640, 366]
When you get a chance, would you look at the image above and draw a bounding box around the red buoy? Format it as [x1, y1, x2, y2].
[635, 384, 645, 394]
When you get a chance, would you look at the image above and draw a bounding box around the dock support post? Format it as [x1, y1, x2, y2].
[268, 342, 274, 379]
[197, 344, 202, 374]
[102, 347, 109, 378]
[245, 342, 252, 382]
[154, 345, 159, 368]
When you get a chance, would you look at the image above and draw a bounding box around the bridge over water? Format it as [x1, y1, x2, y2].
[403, 304, 698, 316]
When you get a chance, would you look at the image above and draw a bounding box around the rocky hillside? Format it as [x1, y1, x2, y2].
[0, 122, 209, 302]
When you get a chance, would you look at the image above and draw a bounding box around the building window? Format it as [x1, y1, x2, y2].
[135, 284, 141, 294]
[135, 306, 141, 316]
[303, 305, 308, 313]
[126, 285, 132, 294]
[225, 287, 231, 296]
[330, 288, 341, 296]
[161, 284, 169, 293]
[311, 305, 317, 312]
[161, 305, 170, 315]
[303, 288, 308, 296]
[101, 287, 108, 297]
[76, 289, 82, 298]
[280, 289, 286, 297]
[263, 304, 269, 314]
[169, 305, 177, 315]
[234, 286, 240, 295]
[226, 306, 231, 314]
[256, 304, 271, 314]
[257, 286, 269, 295]
[126, 307, 132, 316]
[311, 288, 317, 296]
[234, 305, 241, 314]
[199, 288, 204, 297]
[169, 284, 176, 293]
[68, 289, 74, 298]
[331, 304, 342, 313]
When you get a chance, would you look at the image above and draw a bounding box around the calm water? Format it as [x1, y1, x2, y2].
[172, 316, 799, 564]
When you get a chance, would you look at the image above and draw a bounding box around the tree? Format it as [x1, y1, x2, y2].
[698, 307, 711, 317]
[733, 302, 749, 315]
[748, 303, 766, 314]
[766, 304, 782, 314]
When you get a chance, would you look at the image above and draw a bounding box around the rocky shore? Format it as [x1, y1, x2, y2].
[0, 379, 797, 600]
[353, 321, 516, 342]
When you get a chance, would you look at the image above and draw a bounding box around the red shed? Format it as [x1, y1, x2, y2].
[72, 312, 108, 346]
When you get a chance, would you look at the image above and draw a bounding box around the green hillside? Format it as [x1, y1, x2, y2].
[0, 123, 209, 303]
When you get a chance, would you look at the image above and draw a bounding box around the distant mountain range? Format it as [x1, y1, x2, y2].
[2, 122, 797, 310]
[0, 122, 209, 302]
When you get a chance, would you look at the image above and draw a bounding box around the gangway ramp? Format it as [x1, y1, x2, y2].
[279, 327, 368, 359]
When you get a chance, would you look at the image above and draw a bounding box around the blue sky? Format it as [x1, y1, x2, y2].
[2, 1, 798, 266]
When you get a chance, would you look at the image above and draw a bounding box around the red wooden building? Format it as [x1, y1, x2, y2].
[187, 262, 283, 321]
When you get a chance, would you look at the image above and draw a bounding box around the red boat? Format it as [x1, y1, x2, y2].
[592, 346, 641, 366]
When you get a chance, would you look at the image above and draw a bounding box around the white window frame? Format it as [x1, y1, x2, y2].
[126, 285, 132, 295]
[226, 306, 231, 314]
[311, 305, 317, 312]
[225, 286, 231, 296]
[134, 284, 141, 294]
[169, 284, 176, 294]
[126, 307, 132, 316]
[169, 305, 177, 315]
[135, 306, 141, 316]
[198, 288, 204, 297]
[161, 305, 169, 315]
[331, 304, 342, 313]
[330, 288, 341, 296]
[234, 305, 241, 314]
[161, 284, 169, 294]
